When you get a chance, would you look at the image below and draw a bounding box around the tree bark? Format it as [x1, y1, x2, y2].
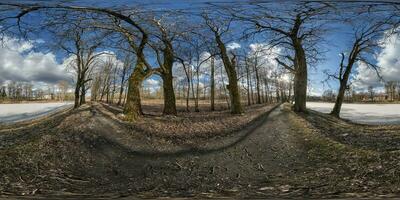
[331, 82, 346, 117]
[123, 60, 151, 121]
[117, 78, 125, 106]
[74, 80, 81, 109]
[254, 63, 261, 104]
[194, 69, 200, 112]
[80, 83, 86, 105]
[246, 63, 251, 106]
[162, 70, 177, 115]
[178, 60, 191, 112]
[161, 47, 177, 115]
[331, 54, 357, 117]
[210, 57, 215, 111]
[214, 33, 243, 114]
[293, 41, 308, 112]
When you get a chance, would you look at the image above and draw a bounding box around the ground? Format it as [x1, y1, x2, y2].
[308, 102, 400, 125]
[1, 102, 400, 199]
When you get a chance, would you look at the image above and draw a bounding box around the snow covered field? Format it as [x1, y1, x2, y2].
[307, 102, 400, 125]
[0, 102, 73, 123]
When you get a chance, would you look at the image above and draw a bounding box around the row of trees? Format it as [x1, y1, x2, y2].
[0, 81, 70, 101]
[322, 82, 400, 103]
[0, 1, 398, 120]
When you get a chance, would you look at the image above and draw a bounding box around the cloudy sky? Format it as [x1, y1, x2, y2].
[353, 32, 400, 91]
[0, 37, 71, 89]
[0, 1, 399, 95]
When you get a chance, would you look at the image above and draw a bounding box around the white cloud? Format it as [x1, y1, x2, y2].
[227, 42, 241, 50]
[143, 78, 161, 93]
[353, 32, 400, 90]
[0, 36, 69, 86]
[352, 62, 382, 90]
[377, 33, 400, 82]
[145, 78, 160, 87]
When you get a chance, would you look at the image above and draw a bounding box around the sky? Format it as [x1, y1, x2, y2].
[0, 0, 399, 95]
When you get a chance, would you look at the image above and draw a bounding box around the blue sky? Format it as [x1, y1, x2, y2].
[0, 0, 398, 95]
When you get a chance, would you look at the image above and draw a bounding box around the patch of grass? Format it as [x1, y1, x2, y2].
[288, 110, 400, 195]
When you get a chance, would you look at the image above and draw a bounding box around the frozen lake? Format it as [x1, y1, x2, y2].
[307, 102, 400, 125]
[0, 102, 73, 124]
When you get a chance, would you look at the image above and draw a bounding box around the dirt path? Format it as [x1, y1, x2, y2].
[1, 104, 400, 199]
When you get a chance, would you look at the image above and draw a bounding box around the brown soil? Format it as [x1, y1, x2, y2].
[0, 103, 400, 199]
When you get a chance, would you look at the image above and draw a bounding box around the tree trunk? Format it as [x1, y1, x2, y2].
[246, 64, 251, 106]
[264, 78, 269, 104]
[210, 57, 215, 111]
[117, 82, 125, 106]
[214, 34, 243, 114]
[180, 61, 190, 112]
[162, 70, 177, 115]
[159, 46, 177, 115]
[220, 66, 230, 110]
[186, 82, 190, 111]
[123, 60, 150, 121]
[250, 72, 254, 105]
[117, 68, 127, 106]
[288, 80, 292, 103]
[194, 70, 200, 112]
[293, 42, 307, 112]
[74, 80, 80, 109]
[80, 83, 86, 105]
[331, 59, 355, 117]
[255, 66, 261, 104]
[331, 82, 346, 117]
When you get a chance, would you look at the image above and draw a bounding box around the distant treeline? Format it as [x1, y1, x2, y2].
[0, 81, 74, 102]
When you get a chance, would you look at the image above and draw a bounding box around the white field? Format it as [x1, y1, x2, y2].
[307, 102, 400, 125]
[0, 102, 73, 123]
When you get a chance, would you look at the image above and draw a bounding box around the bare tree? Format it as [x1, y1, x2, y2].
[326, 13, 389, 117]
[385, 81, 397, 101]
[57, 80, 69, 102]
[117, 54, 133, 106]
[225, 2, 332, 112]
[202, 13, 243, 114]
[44, 14, 106, 108]
[368, 85, 375, 102]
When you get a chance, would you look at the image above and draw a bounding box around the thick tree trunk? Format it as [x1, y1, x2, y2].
[226, 78, 242, 114]
[159, 45, 177, 115]
[123, 60, 150, 121]
[293, 42, 308, 113]
[220, 66, 230, 110]
[162, 70, 177, 115]
[293, 68, 307, 112]
[214, 34, 243, 114]
[80, 83, 86, 105]
[210, 57, 215, 111]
